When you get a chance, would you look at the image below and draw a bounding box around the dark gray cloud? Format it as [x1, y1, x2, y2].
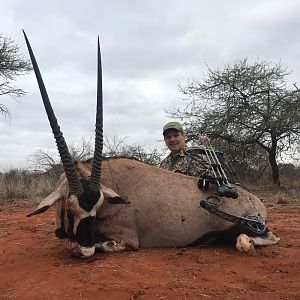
[1, 0, 300, 169]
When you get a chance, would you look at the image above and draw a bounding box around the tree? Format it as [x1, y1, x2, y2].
[29, 138, 94, 174]
[171, 59, 300, 186]
[0, 35, 32, 116]
[103, 136, 164, 165]
[29, 136, 164, 174]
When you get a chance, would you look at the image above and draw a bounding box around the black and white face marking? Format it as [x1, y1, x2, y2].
[54, 200, 68, 239]
[66, 191, 104, 258]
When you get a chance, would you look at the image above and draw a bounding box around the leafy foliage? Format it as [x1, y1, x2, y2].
[103, 136, 164, 166]
[0, 35, 32, 116]
[171, 59, 300, 185]
[29, 136, 164, 176]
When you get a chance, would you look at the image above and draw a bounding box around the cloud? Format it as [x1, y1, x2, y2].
[1, 0, 300, 169]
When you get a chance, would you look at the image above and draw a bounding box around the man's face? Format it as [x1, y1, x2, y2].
[164, 129, 186, 155]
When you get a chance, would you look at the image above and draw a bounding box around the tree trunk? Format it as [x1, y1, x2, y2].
[268, 147, 280, 187]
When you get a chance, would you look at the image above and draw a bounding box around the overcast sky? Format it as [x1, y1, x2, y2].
[1, 0, 300, 170]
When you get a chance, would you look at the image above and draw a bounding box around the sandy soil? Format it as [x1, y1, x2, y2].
[0, 203, 299, 300]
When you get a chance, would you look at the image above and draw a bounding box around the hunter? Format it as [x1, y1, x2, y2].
[160, 121, 209, 177]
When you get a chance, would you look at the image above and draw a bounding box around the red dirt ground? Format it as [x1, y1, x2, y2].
[0, 203, 299, 300]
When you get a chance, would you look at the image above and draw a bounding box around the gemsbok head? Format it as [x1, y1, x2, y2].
[23, 31, 107, 258]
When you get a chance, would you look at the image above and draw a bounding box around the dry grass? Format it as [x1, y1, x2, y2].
[244, 177, 300, 207]
[0, 168, 299, 207]
[0, 169, 60, 205]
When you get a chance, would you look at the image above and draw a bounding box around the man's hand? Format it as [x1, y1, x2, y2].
[198, 134, 210, 143]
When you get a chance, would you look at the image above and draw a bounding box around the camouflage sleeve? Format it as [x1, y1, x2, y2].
[160, 155, 190, 174]
[159, 153, 209, 177]
[159, 157, 171, 170]
[185, 154, 209, 177]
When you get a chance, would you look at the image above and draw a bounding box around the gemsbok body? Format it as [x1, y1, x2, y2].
[24, 31, 279, 258]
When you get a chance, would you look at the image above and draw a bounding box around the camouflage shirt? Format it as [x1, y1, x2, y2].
[160, 149, 209, 177]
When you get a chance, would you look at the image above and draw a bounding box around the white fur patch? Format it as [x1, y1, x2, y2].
[251, 231, 280, 246]
[236, 234, 256, 255]
[70, 242, 95, 258]
[67, 193, 104, 235]
[95, 240, 139, 253]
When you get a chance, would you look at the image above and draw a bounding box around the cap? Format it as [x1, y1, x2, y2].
[163, 121, 183, 135]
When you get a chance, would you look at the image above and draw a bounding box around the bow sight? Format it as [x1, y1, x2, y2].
[188, 142, 239, 199]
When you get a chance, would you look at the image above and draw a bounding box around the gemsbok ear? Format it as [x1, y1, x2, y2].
[106, 197, 131, 205]
[27, 177, 68, 217]
[101, 184, 131, 204]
